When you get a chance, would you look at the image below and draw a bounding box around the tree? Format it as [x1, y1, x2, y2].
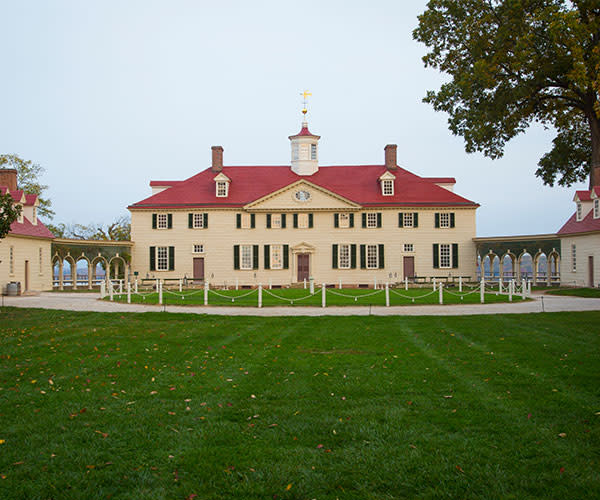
[0, 191, 22, 239]
[0, 154, 54, 218]
[413, 0, 600, 188]
[46, 216, 131, 241]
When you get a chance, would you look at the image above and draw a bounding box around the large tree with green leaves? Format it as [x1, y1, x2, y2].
[0, 191, 22, 239]
[0, 154, 54, 218]
[413, 0, 600, 188]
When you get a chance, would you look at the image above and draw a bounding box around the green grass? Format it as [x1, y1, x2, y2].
[544, 287, 600, 298]
[1, 308, 598, 499]
[106, 286, 526, 307]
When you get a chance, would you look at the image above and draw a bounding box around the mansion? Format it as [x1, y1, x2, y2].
[128, 120, 479, 286]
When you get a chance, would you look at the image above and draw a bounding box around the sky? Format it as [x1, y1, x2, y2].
[0, 0, 586, 236]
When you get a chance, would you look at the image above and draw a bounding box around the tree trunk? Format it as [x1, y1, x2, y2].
[589, 112, 600, 189]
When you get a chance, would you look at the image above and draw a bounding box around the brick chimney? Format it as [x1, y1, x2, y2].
[0, 168, 18, 191]
[211, 146, 224, 172]
[384, 144, 397, 171]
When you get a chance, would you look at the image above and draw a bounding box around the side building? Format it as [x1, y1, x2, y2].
[128, 120, 479, 286]
[558, 186, 600, 287]
[0, 168, 54, 293]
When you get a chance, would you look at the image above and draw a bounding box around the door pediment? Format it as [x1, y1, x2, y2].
[291, 242, 316, 254]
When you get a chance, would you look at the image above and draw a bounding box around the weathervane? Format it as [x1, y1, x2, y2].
[300, 90, 312, 117]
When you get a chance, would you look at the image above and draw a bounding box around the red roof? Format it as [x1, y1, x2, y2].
[424, 177, 456, 184]
[129, 165, 478, 209]
[557, 208, 600, 235]
[9, 216, 55, 239]
[149, 181, 183, 187]
[288, 123, 320, 138]
[25, 193, 38, 205]
[575, 190, 592, 201]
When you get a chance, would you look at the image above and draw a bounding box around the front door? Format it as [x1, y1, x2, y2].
[589, 256, 594, 287]
[193, 257, 205, 281]
[297, 254, 309, 282]
[24, 260, 29, 291]
[403, 256, 415, 279]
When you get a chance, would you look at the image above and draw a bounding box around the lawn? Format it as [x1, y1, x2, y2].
[544, 287, 600, 298]
[105, 285, 526, 307]
[0, 308, 598, 499]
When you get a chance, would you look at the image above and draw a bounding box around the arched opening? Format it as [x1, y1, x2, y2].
[482, 254, 499, 280]
[91, 257, 108, 287]
[75, 257, 90, 289]
[52, 257, 62, 288]
[501, 253, 515, 280]
[519, 252, 533, 281]
[535, 253, 547, 285]
[476, 254, 482, 280]
[548, 251, 560, 284]
[63, 258, 75, 288]
[108, 256, 126, 281]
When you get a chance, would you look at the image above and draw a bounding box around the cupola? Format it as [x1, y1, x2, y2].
[289, 92, 320, 176]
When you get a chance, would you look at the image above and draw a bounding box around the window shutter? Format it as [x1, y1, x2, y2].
[332, 244, 338, 269]
[398, 212, 404, 228]
[413, 212, 419, 228]
[452, 243, 459, 268]
[281, 214, 286, 228]
[334, 213, 339, 228]
[251, 214, 256, 228]
[236, 214, 241, 228]
[309, 213, 314, 228]
[149, 246, 156, 271]
[377, 213, 382, 228]
[152, 214, 157, 229]
[433, 244, 439, 268]
[360, 244, 366, 269]
[203, 213, 208, 228]
[293, 213, 298, 228]
[435, 213, 440, 228]
[283, 245, 289, 269]
[264, 245, 270, 269]
[350, 244, 357, 269]
[188, 214, 193, 229]
[252, 245, 259, 269]
[378, 244, 385, 269]
[450, 213, 455, 228]
[168, 246, 175, 271]
[362, 213, 367, 228]
[266, 214, 272, 229]
[349, 213, 354, 228]
[233, 245, 240, 270]
[167, 214, 173, 229]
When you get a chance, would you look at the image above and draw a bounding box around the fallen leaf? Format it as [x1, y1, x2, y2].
[456, 465, 465, 473]
[558, 433, 567, 438]
[285, 484, 292, 491]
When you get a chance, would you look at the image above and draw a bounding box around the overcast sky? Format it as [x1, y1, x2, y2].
[0, 0, 585, 236]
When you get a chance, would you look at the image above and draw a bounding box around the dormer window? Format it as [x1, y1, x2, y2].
[32, 207, 37, 225]
[576, 202, 582, 221]
[594, 199, 599, 219]
[382, 179, 394, 196]
[213, 172, 231, 198]
[216, 181, 228, 197]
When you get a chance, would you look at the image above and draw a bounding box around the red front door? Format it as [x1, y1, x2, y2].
[297, 254, 309, 281]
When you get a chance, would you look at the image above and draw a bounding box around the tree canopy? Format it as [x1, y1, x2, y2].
[413, 0, 600, 188]
[0, 191, 22, 239]
[47, 216, 131, 241]
[0, 154, 54, 218]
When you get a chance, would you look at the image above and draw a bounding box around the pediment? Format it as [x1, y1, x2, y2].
[245, 180, 361, 211]
[291, 241, 316, 253]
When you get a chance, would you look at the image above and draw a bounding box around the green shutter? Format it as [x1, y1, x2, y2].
[452, 243, 459, 268]
[413, 212, 419, 228]
[152, 214, 157, 229]
[281, 214, 286, 228]
[233, 245, 240, 269]
[203, 213, 208, 228]
[188, 214, 193, 228]
[308, 213, 313, 228]
[378, 244, 385, 269]
[332, 244, 338, 269]
[398, 212, 404, 228]
[252, 245, 259, 269]
[251, 214, 256, 228]
[433, 244, 439, 268]
[266, 214, 271, 228]
[435, 213, 440, 228]
[334, 213, 339, 228]
[283, 245, 289, 269]
[264, 245, 270, 269]
[350, 244, 357, 268]
[236, 214, 241, 228]
[450, 213, 455, 228]
[293, 213, 298, 228]
[149, 246, 156, 271]
[377, 213, 382, 228]
[360, 244, 366, 269]
[168, 247, 175, 271]
[362, 213, 367, 228]
[349, 213, 354, 228]
[167, 214, 173, 229]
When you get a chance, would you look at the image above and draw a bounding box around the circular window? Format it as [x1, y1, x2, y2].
[294, 190, 311, 202]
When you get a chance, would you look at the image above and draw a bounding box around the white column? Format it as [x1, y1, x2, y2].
[385, 282, 390, 307]
[100, 281, 106, 298]
[321, 283, 326, 308]
[439, 282, 443, 304]
[459, 276, 462, 292]
[480, 279, 485, 304]
[109, 280, 113, 301]
[499, 276, 503, 293]
[158, 282, 163, 304]
[508, 280, 513, 302]
[127, 282, 131, 304]
[204, 281, 208, 305]
[522, 279, 526, 299]
[258, 284, 262, 308]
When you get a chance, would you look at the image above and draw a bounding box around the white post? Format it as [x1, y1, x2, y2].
[310, 278, 314, 295]
[268, 279, 272, 290]
[235, 278, 239, 291]
[135, 278, 138, 293]
[303, 278, 306, 289]
[499, 277, 503, 293]
[528, 280, 532, 296]
[459, 276, 463, 292]
[119, 279, 123, 294]
[258, 284, 262, 308]
[155, 278, 159, 291]
[127, 282, 131, 304]
[432, 278, 436, 292]
[158, 282, 163, 305]
[522, 279, 526, 299]
[109, 280, 114, 301]
[204, 281, 208, 306]
[385, 282, 390, 307]
[321, 283, 326, 308]
[508, 280, 513, 302]
[439, 282, 443, 304]
[179, 279, 182, 292]
[338, 278, 342, 290]
[405, 277, 408, 291]
[480, 279, 485, 304]
[374, 276, 377, 290]
[100, 281, 106, 298]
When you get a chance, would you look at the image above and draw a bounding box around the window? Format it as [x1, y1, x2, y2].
[403, 243, 414, 252]
[39, 247, 43, 273]
[241, 245, 253, 270]
[239, 213, 254, 229]
[433, 243, 458, 269]
[382, 179, 394, 196]
[594, 199, 599, 219]
[300, 144, 309, 160]
[297, 213, 309, 228]
[156, 246, 169, 271]
[292, 144, 299, 161]
[338, 244, 351, 269]
[571, 244, 576, 272]
[439, 213, 450, 228]
[216, 181, 228, 197]
[439, 244, 451, 268]
[270, 245, 283, 269]
[576, 202, 582, 221]
[435, 212, 455, 228]
[366, 244, 379, 269]
[193, 213, 204, 228]
[193, 244, 204, 254]
[403, 213, 413, 227]
[157, 214, 168, 229]
[367, 213, 378, 228]
[398, 212, 419, 228]
[311, 144, 317, 160]
[9, 246, 14, 274]
[339, 213, 349, 228]
[271, 214, 282, 228]
[32, 207, 37, 224]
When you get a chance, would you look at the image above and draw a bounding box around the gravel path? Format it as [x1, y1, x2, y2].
[2, 292, 599, 316]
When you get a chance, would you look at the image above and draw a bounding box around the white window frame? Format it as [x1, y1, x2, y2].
[271, 214, 282, 229]
[192, 213, 205, 229]
[338, 213, 350, 228]
[156, 246, 169, 271]
[270, 244, 283, 270]
[366, 213, 378, 228]
[297, 213, 309, 229]
[382, 179, 394, 196]
[32, 207, 37, 224]
[240, 245, 253, 270]
[439, 213, 450, 228]
[157, 213, 168, 229]
[338, 244, 351, 269]
[193, 244, 204, 254]
[310, 144, 317, 160]
[594, 199, 599, 219]
[366, 244, 379, 269]
[300, 144, 310, 160]
[403, 213, 414, 228]
[292, 144, 299, 161]
[439, 243, 451, 268]
[216, 181, 228, 197]
[241, 213, 252, 229]
[571, 244, 576, 272]
[403, 243, 414, 252]
[576, 202, 582, 221]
